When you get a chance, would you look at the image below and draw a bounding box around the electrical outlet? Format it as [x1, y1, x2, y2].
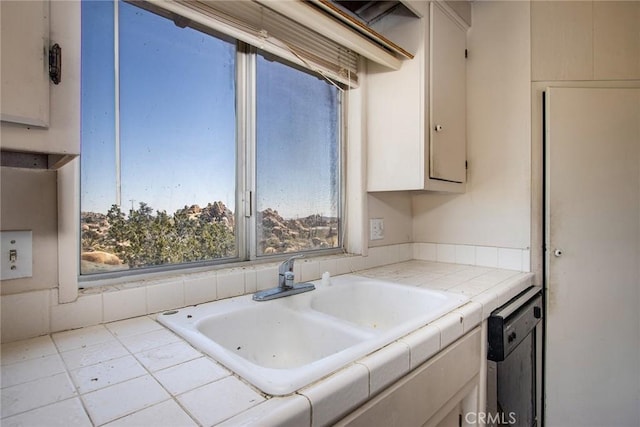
[370, 218, 384, 241]
[1, 231, 33, 280]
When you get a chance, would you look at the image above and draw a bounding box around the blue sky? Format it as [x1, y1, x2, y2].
[81, 0, 339, 219]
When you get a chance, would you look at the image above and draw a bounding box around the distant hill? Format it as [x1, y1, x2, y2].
[81, 201, 338, 273]
[258, 208, 338, 254]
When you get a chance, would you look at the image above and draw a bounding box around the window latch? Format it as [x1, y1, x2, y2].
[244, 191, 252, 218]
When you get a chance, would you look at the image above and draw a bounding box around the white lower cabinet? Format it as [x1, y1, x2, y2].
[336, 328, 481, 427]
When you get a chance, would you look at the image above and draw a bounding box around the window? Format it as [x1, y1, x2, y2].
[80, 1, 342, 278]
[256, 53, 341, 255]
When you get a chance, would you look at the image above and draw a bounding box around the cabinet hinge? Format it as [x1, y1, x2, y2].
[465, 160, 468, 170]
[49, 44, 62, 85]
[464, 49, 468, 59]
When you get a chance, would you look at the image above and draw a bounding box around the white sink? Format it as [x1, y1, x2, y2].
[196, 304, 373, 369]
[310, 277, 460, 332]
[158, 274, 468, 395]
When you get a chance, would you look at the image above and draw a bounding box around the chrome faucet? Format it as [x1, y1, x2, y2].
[278, 255, 303, 288]
[253, 255, 316, 301]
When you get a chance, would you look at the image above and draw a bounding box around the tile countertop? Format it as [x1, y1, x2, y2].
[0, 260, 533, 427]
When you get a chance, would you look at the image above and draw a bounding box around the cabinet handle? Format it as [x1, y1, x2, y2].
[434, 125, 443, 132]
[49, 44, 62, 85]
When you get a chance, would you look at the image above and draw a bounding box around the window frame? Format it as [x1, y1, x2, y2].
[77, 0, 346, 284]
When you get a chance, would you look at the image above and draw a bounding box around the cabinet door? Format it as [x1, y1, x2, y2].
[430, 3, 466, 184]
[434, 402, 462, 427]
[531, 1, 640, 81]
[593, 1, 640, 80]
[336, 328, 480, 427]
[0, 0, 50, 127]
[530, 1, 593, 81]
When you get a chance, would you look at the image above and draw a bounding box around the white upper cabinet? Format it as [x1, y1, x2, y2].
[367, 2, 468, 193]
[531, 1, 640, 81]
[1, 1, 80, 167]
[593, 1, 640, 80]
[1, 0, 50, 127]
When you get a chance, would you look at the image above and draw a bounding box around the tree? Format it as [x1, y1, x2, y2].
[103, 201, 236, 269]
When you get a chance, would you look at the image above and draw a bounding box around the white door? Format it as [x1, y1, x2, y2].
[545, 87, 640, 426]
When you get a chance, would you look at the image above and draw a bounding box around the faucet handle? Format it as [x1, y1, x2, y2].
[283, 271, 295, 288]
[279, 254, 304, 275]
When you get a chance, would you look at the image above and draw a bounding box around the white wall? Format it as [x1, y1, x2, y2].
[0, 168, 58, 294]
[412, 1, 532, 251]
[367, 192, 413, 247]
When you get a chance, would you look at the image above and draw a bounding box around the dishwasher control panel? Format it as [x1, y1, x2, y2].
[487, 287, 542, 362]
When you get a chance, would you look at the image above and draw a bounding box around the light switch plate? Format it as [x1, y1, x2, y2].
[370, 218, 384, 241]
[1, 230, 33, 280]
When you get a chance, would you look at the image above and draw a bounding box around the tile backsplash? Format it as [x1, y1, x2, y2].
[413, 242, 530, 272]
[1, 242, 530, 343]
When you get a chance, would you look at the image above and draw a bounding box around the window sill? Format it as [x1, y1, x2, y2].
[78, 248, 346, 290]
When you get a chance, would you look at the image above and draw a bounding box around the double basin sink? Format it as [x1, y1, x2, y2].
[158, 274, 468, 395]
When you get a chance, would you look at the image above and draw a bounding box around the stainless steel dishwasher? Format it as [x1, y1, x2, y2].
[487, 287, 543, 427]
